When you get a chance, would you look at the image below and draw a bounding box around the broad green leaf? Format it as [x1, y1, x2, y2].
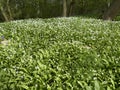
[94, 80, 100, 90]
[18, 85, 29, 89]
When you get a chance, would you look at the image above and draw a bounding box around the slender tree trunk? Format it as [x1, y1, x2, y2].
[63, 0, 67, 17]
[0, 0, 13, 21]
[103, 0, 120, 20]
[7, 0, 13, 20]
[68, 0, 75, 16]
[0, 7, 9, 21]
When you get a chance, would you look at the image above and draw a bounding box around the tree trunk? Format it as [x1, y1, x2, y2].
[0, 0, 13, 21]
[68, 0, 75, 16]
[0, 7, 9, 21]
[63, 0, 67, 17]
[7, 0, 13, 20]
[103, 0, 120, 20]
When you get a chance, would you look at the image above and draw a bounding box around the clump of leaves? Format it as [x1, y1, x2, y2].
[0, 17, 120, 90]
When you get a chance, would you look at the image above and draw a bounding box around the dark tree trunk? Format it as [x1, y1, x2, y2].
[103, 0, 120, 20]
[68, 0, 75, 16]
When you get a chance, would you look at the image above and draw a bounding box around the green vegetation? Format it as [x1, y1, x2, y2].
[0, 17, 120, 90]
[0, 0, 115, 22]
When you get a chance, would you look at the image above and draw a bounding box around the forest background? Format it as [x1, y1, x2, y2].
[1, 0, 120, 22]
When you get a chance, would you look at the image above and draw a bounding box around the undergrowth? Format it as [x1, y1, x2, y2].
[0, 17, 120, 90]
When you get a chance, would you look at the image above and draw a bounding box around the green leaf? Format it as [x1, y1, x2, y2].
[47, 84, 51, 90]
[18, 85, 29, 89]
[94, 80, 100, 90]
[86, 86, 92, 90]
[107, 86, 112, 90]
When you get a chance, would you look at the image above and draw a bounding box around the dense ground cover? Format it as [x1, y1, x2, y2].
[0, 17, 120, 90]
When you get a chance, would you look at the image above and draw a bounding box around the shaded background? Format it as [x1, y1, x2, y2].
[0, 0, 116, 22]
